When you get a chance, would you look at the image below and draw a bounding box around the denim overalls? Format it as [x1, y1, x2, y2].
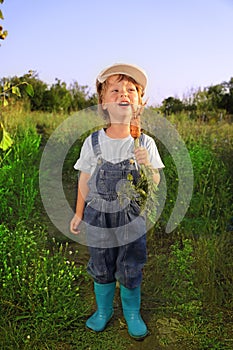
[84, 130, 147, 289]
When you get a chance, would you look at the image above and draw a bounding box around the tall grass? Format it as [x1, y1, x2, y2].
[0, 128, 41, 224]
[144, 114, 233, 348]
[0, 125, 87, 349]
[1, 110, 233, 349]
[0, 116, 129, 350]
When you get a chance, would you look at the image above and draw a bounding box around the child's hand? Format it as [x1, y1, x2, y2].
[70, 214, 82, 234]
[134, 147, 150, 166]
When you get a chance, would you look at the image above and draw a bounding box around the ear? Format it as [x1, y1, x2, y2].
[102, 103, 107, 110]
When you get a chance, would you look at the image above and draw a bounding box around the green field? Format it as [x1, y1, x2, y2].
[1, 109, 233, 349]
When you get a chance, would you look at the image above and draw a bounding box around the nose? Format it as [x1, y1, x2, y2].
[120, 88, 128, 97]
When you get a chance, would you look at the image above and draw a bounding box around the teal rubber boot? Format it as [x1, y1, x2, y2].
[120, 285, 148, 340]
[86, 281, 116, 332]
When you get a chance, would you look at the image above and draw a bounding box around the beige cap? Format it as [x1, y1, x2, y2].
[97, 63, 147, 91]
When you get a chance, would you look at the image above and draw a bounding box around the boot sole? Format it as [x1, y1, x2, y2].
[85, 312, 114, 332]
[129, 329, 150, 341]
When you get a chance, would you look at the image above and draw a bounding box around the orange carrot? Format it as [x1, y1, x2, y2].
[130, 101, 148, 148]
[130, 123, 141, 139]
[130, 114, 141, 149]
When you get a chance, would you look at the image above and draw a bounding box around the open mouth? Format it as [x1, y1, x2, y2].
[119, 102, 130, 106]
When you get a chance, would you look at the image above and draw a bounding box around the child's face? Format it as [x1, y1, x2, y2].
[102, 75, 139, 121]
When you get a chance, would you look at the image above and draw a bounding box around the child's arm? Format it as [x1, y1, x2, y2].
[134, 147, 160, 185]
[70, 171, 90, 234]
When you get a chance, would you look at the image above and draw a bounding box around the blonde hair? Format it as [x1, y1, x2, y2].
[96, 74, 145, 124]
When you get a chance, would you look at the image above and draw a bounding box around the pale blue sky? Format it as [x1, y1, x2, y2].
[1, 0, 233, 105]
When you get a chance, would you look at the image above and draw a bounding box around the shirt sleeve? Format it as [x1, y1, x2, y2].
[73, 135, 96, 174]
[144, 135, 165, 169]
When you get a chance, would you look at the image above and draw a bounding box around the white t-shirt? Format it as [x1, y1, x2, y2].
[74, 128, 164, 174]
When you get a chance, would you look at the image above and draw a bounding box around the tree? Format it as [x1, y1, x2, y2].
[220, 78, 233, 115]
[42, 79, 72, 113]
[190, 80, 233, 121]
[86, 92, 98, 107]
[0, 0, 8, 41]
[206, 84, 226, 111]
[19, 72, 48, 111]
[161, 97, 184, 115]
[69, 81, 98, 111]
[69, 81, 89, 111]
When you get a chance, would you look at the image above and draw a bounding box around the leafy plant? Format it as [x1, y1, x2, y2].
[0, 80, 34, 108]
[165, 238, 200, 311]
[0, 0, 8, 41]
[116, 164, 159, 227]
[0, 79, 34, 150]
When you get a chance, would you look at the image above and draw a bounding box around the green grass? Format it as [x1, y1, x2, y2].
[0, 110, 233, 349]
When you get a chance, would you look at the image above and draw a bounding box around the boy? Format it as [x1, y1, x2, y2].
[70, 63, 164, 339]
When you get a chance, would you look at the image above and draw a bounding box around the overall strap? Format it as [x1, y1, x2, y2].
[91, 130, 102, 158]
[139, 133, 145, 147]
